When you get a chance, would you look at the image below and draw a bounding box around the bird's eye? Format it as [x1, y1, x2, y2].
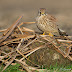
[40, 12, 41, 14]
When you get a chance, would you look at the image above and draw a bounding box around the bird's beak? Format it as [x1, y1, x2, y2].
[41, 12, 44, 15]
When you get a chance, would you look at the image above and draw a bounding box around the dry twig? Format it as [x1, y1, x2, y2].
[0, 16, 72, 72]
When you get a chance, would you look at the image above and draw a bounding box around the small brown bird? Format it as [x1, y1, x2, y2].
[36, 8, 60, 36]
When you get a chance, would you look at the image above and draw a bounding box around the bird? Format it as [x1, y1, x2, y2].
[36, 8, 60, 37]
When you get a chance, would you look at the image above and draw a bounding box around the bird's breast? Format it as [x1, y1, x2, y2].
[36, 15, 49, 32]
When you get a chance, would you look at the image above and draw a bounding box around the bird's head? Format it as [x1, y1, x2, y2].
[38, 8, 46, 15]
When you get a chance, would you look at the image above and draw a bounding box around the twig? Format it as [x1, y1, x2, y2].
[22, 27, 35, 32]
[67, 55, 72, 61]
[4, 55, 12, 63]
[18, 22, 36, 27]
[23, 37, 37, 49]
[64, 44, 72, 58]
[2, 55, 16, 72]
[16, 44, 41, 66]
[0, 29, 7, 32]
[0, 35, 35, 46]
[28, 66, 47, 72]
[3, 16, 23, 36]
[20, 45, 45, 61]
[0, 51, 14, 61]
[15, 59, 32, 72]
[57, 39, 72, 43]
[17, 26, 23, 34]
[42, 37, 67, 57]
[11, 34, 28, 38]
[0, 16, 23, 43]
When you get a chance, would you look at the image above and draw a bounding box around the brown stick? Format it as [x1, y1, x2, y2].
[3, 16, 23, 36]
[0, 16, 23, 43]
[2, 55, 16, 72]
[64, 44, 72, 58]
[42, 37, 66, 57]
[57, 39, 72, 43]
[18, 22, 36, 26]
[15, 59, 32, 72]
[0, 29, 7, 32]
[0, 51, 14, 61]
[20, 45, 45, 61]
[23, 37, 37, 49]
[0, 35, 35, 46]
[16, 25, 24, 49]
[22, 27, 35, 32]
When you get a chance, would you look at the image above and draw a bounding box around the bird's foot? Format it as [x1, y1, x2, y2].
[49, 33, 53, 37]
[43, 32, 45, 35]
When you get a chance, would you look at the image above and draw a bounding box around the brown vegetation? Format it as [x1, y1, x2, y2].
[0, 16, 72, 72]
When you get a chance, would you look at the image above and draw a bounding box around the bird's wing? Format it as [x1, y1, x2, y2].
[48, 15, 57, 22]
[48, 14, 57, 22]
[46, 14, 58, 30]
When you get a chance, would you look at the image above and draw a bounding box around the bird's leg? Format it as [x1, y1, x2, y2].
[49, 33, 53, 37]
[43, 32, 45, 35]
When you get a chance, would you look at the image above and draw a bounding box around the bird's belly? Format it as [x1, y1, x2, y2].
[37, 22, 59, 34]
[37, 23, 50, 32]
[36, 16, 53, 32]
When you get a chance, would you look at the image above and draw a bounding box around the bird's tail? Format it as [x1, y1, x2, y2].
[58, 28, 68, 36]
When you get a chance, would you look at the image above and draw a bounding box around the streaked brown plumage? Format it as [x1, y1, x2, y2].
[36, 8, 60, 36]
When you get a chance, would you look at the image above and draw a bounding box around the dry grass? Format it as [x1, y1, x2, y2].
[0, 16, 72, 72]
